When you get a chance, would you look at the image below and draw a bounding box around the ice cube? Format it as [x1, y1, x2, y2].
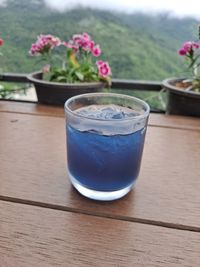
[75, 104, 138, 120]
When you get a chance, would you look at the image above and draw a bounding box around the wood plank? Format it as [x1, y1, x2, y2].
[0, 112, 200, 229]
[0, 100, 64, 117]
[0, 100, 200, 130]
[149, 113, 200, 131]
[0, 201, 200, 267]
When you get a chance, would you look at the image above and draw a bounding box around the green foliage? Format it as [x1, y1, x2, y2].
[0, 82, 28, 98]
[47, 62, 99, 83]
[43, 48, 102, 83]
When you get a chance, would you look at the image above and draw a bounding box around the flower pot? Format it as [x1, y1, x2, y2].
[27, 71, 105, 105]
[162, 78, 200, 117]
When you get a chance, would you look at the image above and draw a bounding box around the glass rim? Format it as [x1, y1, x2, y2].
[64, 92, 150, 122]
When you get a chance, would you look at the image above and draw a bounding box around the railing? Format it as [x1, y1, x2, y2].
[0, 73, 162, 91]
[0, 73, 29, 83]
[0, 73, 164, 112]
[112, 79, 161, 91]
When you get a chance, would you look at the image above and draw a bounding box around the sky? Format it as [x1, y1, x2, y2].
[43, 0, 200, 18]
[0, 0, 199, 18]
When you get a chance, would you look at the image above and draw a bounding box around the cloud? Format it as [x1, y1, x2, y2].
[1, 0, 199, 18]
[0, 0, 6, 6]
[43, 0, 122, 12]
[43, 0, 200, 18]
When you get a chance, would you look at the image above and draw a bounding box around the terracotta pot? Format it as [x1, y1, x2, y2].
[27, 71, 105, 105]
[162, 77, 200, 117]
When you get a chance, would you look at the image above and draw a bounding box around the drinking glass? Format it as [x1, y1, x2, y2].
[65, 93, 150, 201]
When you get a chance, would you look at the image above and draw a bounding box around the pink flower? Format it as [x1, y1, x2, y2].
[29, 34, 61, 55]
[88, 40, 95, 50]
[96, 60, 104, 66]
[92, 45, 101, 57]
[178, 48, 187, 56]
[63, 42, 79, 51]
[82, 32, 90, 40]
[183, 41, 199, 51]
[96, 61, 111, 78]
[50, 36, 61, 46]
[64, 33, 103, 58]
[178, 41, 200, 56]
[69, 33, 99, 54]
[72, 33, 91, 50]
[0, 38, 3, 47]
[29, 43, 39, 55]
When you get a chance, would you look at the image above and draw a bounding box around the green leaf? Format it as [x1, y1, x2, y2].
[56, 76, 67, 82]
[75, 71, 84, 81]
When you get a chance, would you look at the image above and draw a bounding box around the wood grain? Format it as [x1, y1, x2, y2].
[0, 112, 200, 229]
[0, 100, 64, 117]
[149, 113, 200, 131]
[0, 100, 200, 130]
[0, 201, 200, 267]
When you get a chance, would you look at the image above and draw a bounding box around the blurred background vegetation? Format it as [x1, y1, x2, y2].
[0, 0, 199, 109]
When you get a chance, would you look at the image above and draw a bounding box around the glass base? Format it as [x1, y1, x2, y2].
[69, 172, 135, 201]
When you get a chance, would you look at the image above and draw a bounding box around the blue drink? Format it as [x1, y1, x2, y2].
[65, 93, 149, 201]
[67, 126, 146, 191]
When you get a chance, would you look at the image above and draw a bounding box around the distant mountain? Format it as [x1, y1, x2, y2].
[0, 0, 199, 80]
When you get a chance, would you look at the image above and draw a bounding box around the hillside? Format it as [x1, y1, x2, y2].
[0, 0, 199, 80]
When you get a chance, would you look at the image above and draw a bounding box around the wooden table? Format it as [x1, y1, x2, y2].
[0, 100, 200, 267]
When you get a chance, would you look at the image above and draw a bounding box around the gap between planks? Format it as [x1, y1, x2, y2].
[0, 195, 200, 233]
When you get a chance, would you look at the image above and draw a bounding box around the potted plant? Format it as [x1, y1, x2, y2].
[162, 31, 200, 117]
[27, 33, 112, 105]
